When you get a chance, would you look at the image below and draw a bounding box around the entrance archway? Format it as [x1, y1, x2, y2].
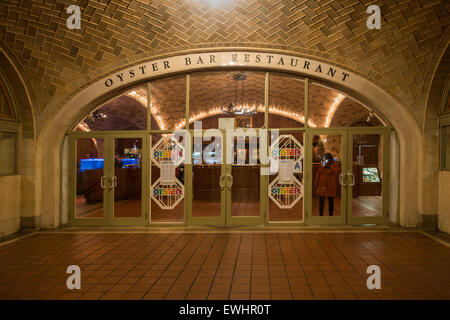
[0, 45, 37, 233]
[35, 49, 421, 228]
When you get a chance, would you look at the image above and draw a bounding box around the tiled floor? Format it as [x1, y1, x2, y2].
[0, 231, 449, 300]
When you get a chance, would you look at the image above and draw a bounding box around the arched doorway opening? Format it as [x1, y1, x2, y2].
[34, 50, 420, 229]
[65, 68, 391, 227]
[0, 45, 37, 235]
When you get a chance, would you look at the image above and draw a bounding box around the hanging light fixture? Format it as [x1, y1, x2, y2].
[85, 110, 107, 124]
[366, 111, 374, 123]
[221, 73, 258, 116]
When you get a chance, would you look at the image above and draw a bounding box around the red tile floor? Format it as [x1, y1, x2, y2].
[0, 231, 449, 300]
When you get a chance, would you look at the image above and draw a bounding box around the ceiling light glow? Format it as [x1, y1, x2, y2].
[324, 94, 345, 128]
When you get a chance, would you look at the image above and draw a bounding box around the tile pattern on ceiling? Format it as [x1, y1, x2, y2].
[0, 0, 447, 132]
[331, 97, 382, 127]
[104, 72, 378, 129]
[86, 95, 147, 131]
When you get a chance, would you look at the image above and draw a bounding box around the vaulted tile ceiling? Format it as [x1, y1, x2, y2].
[0, 0, 448, 132]
[81, 71, 381, 131]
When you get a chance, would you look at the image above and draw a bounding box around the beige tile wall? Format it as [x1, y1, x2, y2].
[0, 175, 21, 236]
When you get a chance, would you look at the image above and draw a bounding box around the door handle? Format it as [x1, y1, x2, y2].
[112, 176, 117, 188]
[348, 172, 355, 186]
[219, 175, 226, 191]
[101, 176, 107, 189]
[226, 174, 233, 190]
[339, 173, 344, 186]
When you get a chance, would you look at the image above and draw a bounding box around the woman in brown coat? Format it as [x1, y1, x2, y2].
[314, 153, 339, 216]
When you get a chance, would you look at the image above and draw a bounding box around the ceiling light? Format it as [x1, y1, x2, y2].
[221, 73, 257, 116]
[324, 94, 345, 127]
[366, 112, 374, 123]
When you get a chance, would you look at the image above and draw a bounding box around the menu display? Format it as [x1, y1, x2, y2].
[362, 167, 381, 183]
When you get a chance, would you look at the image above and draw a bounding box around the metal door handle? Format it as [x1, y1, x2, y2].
[112, 176, 117, 188]
[227, 174, 233, 190]
[101, 176, 106, 189]
[219, 175, 226, 191]
[348, 172, 355, 186]
[339, 173, 344, 186]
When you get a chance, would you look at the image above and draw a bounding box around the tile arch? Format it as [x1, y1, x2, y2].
[36, 44, 421, 134]
[35, 48, 422, 229]
[0, 44, 38, 229]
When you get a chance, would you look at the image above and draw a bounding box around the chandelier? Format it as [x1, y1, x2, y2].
[85, 110, 107, 124]
[221, 73, 258, 116]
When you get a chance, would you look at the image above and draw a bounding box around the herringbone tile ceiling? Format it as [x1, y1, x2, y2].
[0, 0, 448, 131]
[83, 71, 380, 131]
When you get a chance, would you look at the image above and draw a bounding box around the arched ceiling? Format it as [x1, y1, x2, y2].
[79, 71, 381, 131]
[78, 95, 159, 131]
[0, 0, 448, 133]
[330, 96, 382, 127]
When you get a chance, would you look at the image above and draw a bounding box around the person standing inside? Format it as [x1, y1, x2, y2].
[114, 152, 122, 168]
[314, 153, 339, 216]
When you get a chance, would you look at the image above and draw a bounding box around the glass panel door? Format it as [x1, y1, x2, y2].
[110, 135, 147, 225]
[70, 135, 108, 226]
[347, 129, 389, 224]
[307, 129, 347, 225]
[188, 130, 226, 225]
[226, 129, 265, 225]
[268, 131, 305, 223]
[70, 133, 148, 226]
[150, 133, 186, 223]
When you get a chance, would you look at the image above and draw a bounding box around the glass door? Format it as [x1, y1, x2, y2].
[306, 129, 347, 225]
[267, 130, 305, 224]
[149, 132, 187, 224]
[306, 128, 389, 225]
[187, 129, 266, 226]
[70, 134, 108, 226]
[226, 129, 265, 225]
[188, 129, 226, 226]
[110, 134, 147, 226]
[346, 128, 389, 224]
[70, 133, 148, 226]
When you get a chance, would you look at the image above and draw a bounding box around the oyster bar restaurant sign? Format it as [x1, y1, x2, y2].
[101, 51, 353, 89]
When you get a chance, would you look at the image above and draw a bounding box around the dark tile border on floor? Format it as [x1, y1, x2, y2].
[0, 231, 35, 247]
[420, 230, 450, 247]
[2, 227, 449, 249]
[41, 225, 413, 234]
